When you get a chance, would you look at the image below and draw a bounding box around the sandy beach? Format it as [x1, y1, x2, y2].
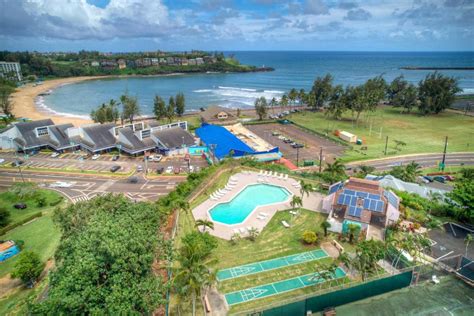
[10, 76, 104, 126]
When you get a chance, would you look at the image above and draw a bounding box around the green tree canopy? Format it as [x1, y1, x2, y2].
[309, 74, 333, 110]
[167, 96, 176, 123]
[11, 251, 44, 287]
[120, 94, 140, 123]
[90, 99, 120, 124]
[418, 72, 461, 115]
[153, 95, 167, 120]
[175, 92, 186, 117]
[254, 96, 268, 120]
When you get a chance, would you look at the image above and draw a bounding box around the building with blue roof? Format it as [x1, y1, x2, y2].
[322, 177, 400, 239]
[195, 123, 281, 161]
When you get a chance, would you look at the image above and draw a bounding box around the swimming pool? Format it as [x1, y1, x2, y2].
[209, 184, 291, 225]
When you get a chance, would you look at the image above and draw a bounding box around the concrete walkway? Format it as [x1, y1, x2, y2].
[192, 170, 324, 240]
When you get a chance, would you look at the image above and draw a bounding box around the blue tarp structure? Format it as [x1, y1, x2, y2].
[0, 243, 20, 262]
[196, 124, 255, 159]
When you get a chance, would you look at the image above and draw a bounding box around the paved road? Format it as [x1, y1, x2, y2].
[347, 153, 474, 171]
[0, 169, 186, 203]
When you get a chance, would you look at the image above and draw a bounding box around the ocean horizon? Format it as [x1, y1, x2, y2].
[42, 51, 474, 119]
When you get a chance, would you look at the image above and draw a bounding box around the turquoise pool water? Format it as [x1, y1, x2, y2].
[209, 184, 291, 225]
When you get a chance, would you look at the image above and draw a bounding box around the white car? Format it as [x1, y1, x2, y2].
[0, 158, 4, 164]
[50, 181, 73, 188]
[91, 154, 100, 160]
[165, 166, 173, 174]
[149, 155, 163, 162]
[51, 152, 60, 158]
[189, 165, 195, 173]
[137, 165, 144, 172]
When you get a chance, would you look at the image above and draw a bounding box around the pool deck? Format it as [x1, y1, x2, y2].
[192, 171, 325, 240]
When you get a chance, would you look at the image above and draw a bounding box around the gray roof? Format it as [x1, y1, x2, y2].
[200, 105, 236, 123]
[118, 128, 155, 153]
[14, 119, 54, 148]
[153, 127, 195, 149]
[48, 124, 74, 148]
[82, 123, 116, 150]
[365, 174, 448, 199]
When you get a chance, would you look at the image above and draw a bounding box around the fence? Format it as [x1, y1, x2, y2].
[235, 269, 414, 316]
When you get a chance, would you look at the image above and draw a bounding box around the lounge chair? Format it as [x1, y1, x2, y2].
[247, 226, 253, 231]
[289, 210, 297, 215]
[284, 174, 288, 181]
[257, 215, 266, 220]
[281, 220, 290, 228]
[239, 227, 247, 234]
[259, 170, 264, 175]
[259, 212, 269, 217]
[278, 173, 284, 179]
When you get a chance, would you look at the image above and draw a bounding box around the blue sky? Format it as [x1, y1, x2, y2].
[0, 0, 472, 52]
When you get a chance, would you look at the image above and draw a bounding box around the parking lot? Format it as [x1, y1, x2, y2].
[0, 151, 209, 175]
[246, 123, 345, 165]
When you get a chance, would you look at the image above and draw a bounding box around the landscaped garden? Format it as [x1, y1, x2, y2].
[289, 106, 474, 162]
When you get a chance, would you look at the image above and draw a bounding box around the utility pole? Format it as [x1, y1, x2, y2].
[384, 136, 389, 155]
[296, 147, 300, 167]
[319, 147, 323, 173]
[441, 136, 448, 171]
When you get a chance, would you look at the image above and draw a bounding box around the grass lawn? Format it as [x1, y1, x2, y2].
[0, 188, 62, 225]
[289, 107, 474, 162]
[0, 277, 49, 316]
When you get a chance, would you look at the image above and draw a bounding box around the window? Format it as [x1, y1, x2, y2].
[36, 127, 49, 136]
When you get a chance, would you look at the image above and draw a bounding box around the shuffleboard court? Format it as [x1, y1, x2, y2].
[225, 267, 346, 306]
[217, 249, 328, 281]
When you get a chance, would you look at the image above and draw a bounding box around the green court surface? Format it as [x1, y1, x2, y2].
[225, 267, 346, 306]
[217, 249, 328, 281]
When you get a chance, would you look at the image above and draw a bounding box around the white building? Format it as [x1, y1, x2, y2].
[0, 61, 22, 81]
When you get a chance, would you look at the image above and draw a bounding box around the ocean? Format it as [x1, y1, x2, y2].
[41, 51, 474, 119]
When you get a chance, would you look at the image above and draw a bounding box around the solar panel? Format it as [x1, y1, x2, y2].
[369, 200, 377, 211]
[376, 201, 384, 212]
[384, 191, 399, 208]
[356, 191, 368, 198]
[369, 193, 381, 200]
[355, 207, 362, 217]
[328, 182, 343, 195]
[363, 199, 370, 209]
[337, 194, 344, 204]
[344, 195, 351, 205]
[344, 189, 356, 196]
[350, 196, 357, 206]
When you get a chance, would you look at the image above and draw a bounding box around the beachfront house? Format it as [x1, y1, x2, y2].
[0, 61, 22, 81]
[200, 106, 238, 125]
[117, 59, 127, 69]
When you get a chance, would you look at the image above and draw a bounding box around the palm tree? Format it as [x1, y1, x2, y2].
[347, 223, 360, 244]
[324, 159, 346, 178]
[270, 97, 278, 115]
[321, 221, 331, 237]
[464, 234, 473, 258]
[195, 219, 214, 232]
[299, 180, 313, 199]
[288, 88, 298, 111]
[298, 89, 306, 107]
[290, 195, 303, 210]
[356, 165, 375, 178]
[280, 94, 289, 111]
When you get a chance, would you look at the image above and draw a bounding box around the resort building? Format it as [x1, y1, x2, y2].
[200, 105, 238, 125]
[195, 123, 281, 162]
[323, 177, 400, 240]
[0, 61, 22, 81]
[0, 119, 196, 156]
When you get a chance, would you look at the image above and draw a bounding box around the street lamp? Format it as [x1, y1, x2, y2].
[9, 138, 25, 183]
[296, 146, 300, 167]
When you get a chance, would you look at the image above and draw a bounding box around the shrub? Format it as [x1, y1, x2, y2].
[302, 230, 317, 244]
[246, 227, 259, 242]
[0, 212, 42, 235]
[11, 251, 45, 287]
[35, 196, 47, 207]
[49, 196, 64, 206]
[0, 206, 11, 228]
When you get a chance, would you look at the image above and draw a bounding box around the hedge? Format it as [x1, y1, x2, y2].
[0, 212, 43, 236]
[49, 196, 64, 206]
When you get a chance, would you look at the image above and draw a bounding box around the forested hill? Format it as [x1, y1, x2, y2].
[0, 50, 274, 79]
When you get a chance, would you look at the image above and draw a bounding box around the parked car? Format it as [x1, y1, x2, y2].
[422, 176, 433, 183]
[50, 181, 73, 188]
[112, 155, 120, 161]
[11, 160, 24, 167]
[14, 203, 27, 209]
[136, 165, 143, 172]
[50, 152, 60, 158]
[272, 131, 281, 136]
[110, 165, 121, 173]
[0, 158, 4, 164]
[149, 155, 163, 162]
[292, 143, 304, 149]
[189, 165, 195, 173]
[418, 176, 430, 184]
[156, 167, 164, 174]
[433, 176, 446, 183]
[174, 167, 180, 174]
[444, 175, 455, 181]
[91, 154, 100, 160]
[283, 138, 293, 143]
[165, 166, 173, 174]
[128, 176, 138, 184]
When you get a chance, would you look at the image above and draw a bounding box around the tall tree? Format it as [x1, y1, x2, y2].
[254, 96, 268, 120]
[153, 95, 167, 121]
[298, 88, 306, 106]
[290, 195, 303, 210]
[393, 83, 418, 113]
[299, 180, 313, 198]
[280, 94, 289, 110]
[288, 88, 298, 110]
[326, 84, 346, 120]
[310, 74, 333, 110]
[90, 99, 120, 124]
[418, 72, 461, 115]
[175, 92, 186, 117]
[166, 96, 176, 123]
[120, 94, 140, 124]
[0, 86, 14, 118]
[387, 75, 408, 103]
[11, 251, 44, 287]
[350, 76, 386, 123]
[270, 97, 278, 115]
[195, 219, 214, 233]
